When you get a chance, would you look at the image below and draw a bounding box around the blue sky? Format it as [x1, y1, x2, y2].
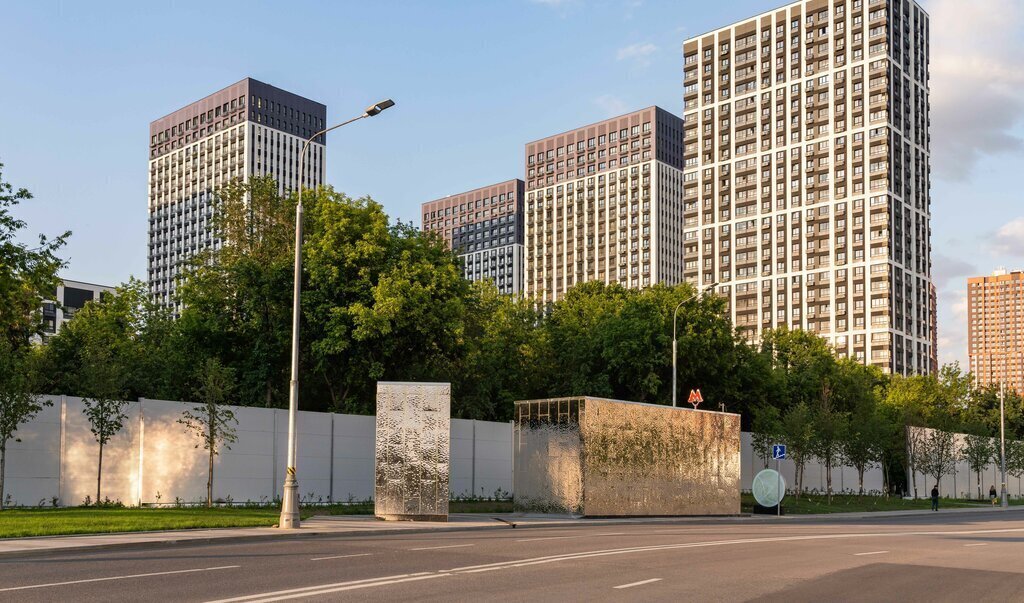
[2, 0, 1022, 367]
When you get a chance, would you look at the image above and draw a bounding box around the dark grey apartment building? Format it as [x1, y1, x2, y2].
[147, 78, 327, 309]
[422, 179, 525, 295]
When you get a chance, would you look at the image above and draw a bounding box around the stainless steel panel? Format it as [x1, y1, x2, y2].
[514, 397, 740, 516]
[374, 382, 450, 521]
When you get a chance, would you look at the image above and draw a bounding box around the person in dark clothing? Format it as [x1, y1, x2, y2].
[990, 485, 998, 506]
[931, 485, 939, 511]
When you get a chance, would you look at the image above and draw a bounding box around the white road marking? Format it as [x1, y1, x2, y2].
[206, 525, 1024, 601]
[408, 543, 475, 551]
[614, 578, 662, 589]
[309, 553, 372, 561]
[964, 543, 989, 547]
[0, 566, 240, 593]
[854, 551, 889, 556]
[205, 573, 448, 603]
[516, 532, 626, 542]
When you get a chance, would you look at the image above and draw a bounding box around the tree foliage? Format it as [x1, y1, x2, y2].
[0, 339, 50, 509]
[0, 161, 69, 349]
[179, 358, 238, 507]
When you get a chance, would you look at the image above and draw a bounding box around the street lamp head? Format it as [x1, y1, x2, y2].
[365, 99, 396, 117]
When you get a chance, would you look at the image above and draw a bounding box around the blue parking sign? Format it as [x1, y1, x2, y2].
[772, 444, 786, 460]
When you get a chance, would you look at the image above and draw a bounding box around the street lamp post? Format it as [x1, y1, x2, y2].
[279, 99, 395, 530]
[672, 281, 718, 408]
[1000, 381, 1009, 508]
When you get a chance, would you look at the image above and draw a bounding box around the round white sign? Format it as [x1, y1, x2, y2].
[752, 468, 786, 508]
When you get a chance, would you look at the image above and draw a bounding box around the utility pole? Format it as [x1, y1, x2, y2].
[1000, 381, 1009, 508]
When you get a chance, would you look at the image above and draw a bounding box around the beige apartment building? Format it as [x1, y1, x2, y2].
[681, 0, 933, 374]
[968, 270, 1024, 395]
[523, 106, 688, 302]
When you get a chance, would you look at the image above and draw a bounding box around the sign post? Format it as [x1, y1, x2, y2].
[771, 444, 787, 517]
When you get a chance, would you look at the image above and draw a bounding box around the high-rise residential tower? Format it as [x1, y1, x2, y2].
[968, 269, 1024, 395]
[682, 0, 933, 375]
[422, 179, 525, 295]
[148, 78, 327, 309]
[523, 106, 688, 302]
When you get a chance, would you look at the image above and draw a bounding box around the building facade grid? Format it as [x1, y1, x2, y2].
[681, 0, 932, 375]
[147, 78, 327, 309]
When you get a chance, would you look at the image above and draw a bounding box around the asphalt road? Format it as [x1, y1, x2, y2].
[2, 511, 1023, 602]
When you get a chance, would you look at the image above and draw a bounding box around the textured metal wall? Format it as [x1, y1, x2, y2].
[374, 382, 450, 521]
[514, 397, 740, 516]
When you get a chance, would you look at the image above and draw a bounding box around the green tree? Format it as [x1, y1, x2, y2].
[750, 404, 782, 469]
[759, 327, 837, 413]
[780, 401, 815, 498]
[303, 189, 473, 413]
[80, 346, 130, 505]
[456, 284, 545, 420]
[881, 374, 937, 497]
[810, 382, 848, 504]
[178, 358, 238, 507]
[0, 161, 69, 348]
[36, 279, 183, 401]
[0, 340, 50, 509]
[178, 176, 293, 409]
[961, 432, 995, 500]
[1005, 439, 1024, 482]
[917, 427, 958, 496]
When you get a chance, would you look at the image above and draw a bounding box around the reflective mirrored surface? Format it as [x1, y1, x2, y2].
[374, 382, 450, 521]
[514, 397, 740, 516]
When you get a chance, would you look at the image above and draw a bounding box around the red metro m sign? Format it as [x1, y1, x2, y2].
[687, 389, 704, 409]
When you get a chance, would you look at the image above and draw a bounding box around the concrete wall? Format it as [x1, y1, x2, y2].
[2, 396, 513, 507]
[906, 427, 1023, 500]
[4, 395, 916, 507]
[740, 432, 885, 496]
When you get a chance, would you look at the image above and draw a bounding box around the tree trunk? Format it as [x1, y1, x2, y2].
[976, 470, 981, 501]
[207, 447, 214, 508]
[858, 466, 865, 496]
[97, 439, 104, 505]
[0, 441, 7, 511]
[826, 457, 833, 504]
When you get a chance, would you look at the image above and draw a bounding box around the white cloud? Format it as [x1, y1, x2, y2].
[933, 252, 977, 291]
[594, 94, 629, 117]
[931, 0, 1024, 181]
[937, 288, 970, 368]
[616, 42, 657, 62]
[529, 0, 578, 7]
[991, 217, 1024, 256]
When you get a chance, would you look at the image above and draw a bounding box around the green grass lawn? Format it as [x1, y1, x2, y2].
[2, 495, 1018, 539]
[740, 493, 1024, 515]
[0, 500, 515, 539]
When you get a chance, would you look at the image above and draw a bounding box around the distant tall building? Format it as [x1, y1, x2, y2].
[147, 78, 327, 309]
[523, 106, 688, 302]
[36, 279, 115, 343]
[929, 282, 938, 373]
[682, 0, 933, 374]
[422, 180, 525, 295]
[968, 269, 1024, 394]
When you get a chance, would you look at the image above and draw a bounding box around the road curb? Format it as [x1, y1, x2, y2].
[1, 506, 1020, 559]
[0, 515, 757, 559]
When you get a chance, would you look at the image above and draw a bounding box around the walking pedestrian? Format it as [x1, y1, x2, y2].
[931, 484, 939, 511]
[990, 485, 998, 506]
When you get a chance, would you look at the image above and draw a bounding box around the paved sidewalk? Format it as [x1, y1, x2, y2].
[1, 505, 1021, 557]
